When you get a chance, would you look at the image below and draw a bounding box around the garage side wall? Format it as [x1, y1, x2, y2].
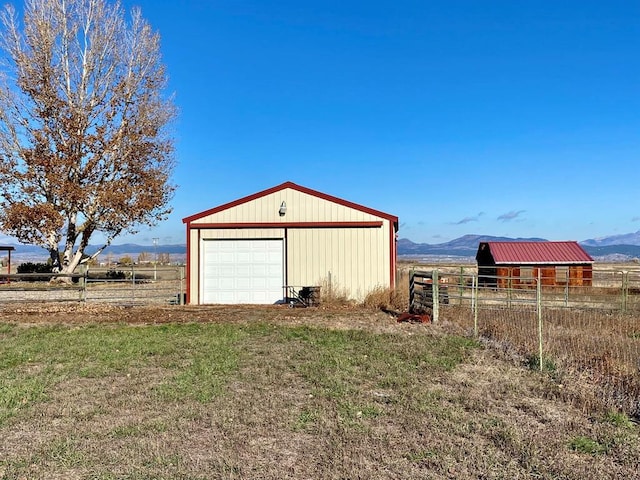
[287, 225, 390, 301]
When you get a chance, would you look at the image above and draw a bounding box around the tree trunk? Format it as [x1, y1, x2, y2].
[48, 247, 61, 271]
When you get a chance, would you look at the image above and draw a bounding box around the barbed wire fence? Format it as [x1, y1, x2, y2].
[409, 267, 640, 418]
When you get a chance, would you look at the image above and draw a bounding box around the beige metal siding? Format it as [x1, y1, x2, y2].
[286, 223, 391, 300]
[191, 189, 383, 224]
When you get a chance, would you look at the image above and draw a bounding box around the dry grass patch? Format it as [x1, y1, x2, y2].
[439, 304, 640, 418]
[0, 307, 639, 479]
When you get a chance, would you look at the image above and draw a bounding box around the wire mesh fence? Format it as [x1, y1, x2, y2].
[0, 265, 185, 306]
[409, 267, 640, 418]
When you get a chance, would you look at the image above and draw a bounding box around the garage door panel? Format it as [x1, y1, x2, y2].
[252, 265, 267, 276]
[201, 239, 284, 304]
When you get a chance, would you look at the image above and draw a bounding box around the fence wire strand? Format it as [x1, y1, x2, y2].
[0, 266, 185, 306]
[411, 267, 640, 418]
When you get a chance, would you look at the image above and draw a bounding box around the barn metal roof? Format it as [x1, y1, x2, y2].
[479, 241, 594, 264]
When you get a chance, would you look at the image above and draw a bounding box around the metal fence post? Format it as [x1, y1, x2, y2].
[80, 265, 87, 302]
[180, 266, 186, 305]
[131, 265, 136, 304]
[472, 273, 478, 337]
[432, 269, 439, 324]
[537, 269, 543, 371]
[621, 270, 628, 313]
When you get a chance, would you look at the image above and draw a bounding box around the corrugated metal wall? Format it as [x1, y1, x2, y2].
[192, 189, 379, 224]
[286, 225, 389, 299]
[187, 187, 393, 303]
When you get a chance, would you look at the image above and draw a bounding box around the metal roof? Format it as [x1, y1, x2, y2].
[479, 241, 594, 264]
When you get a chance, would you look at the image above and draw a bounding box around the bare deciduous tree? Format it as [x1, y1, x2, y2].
[0, 0, 176, 276]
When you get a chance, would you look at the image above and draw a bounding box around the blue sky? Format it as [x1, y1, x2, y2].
[9, 0, 640, 246]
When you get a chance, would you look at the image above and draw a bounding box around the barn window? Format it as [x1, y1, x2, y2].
[520, 267, 534, 282]
[556, 266, 569, 283]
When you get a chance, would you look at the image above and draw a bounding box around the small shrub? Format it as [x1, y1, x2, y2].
[362, 273, 409, 312]
[16, 262, 53, 281]
[525, 354, 557, 373]
[317, 278, 353, 307]
[17, 262, 52, 274]
[118, 256, 133, 265]
[105, 270, 126, 280]
[362, 286, 393, 310]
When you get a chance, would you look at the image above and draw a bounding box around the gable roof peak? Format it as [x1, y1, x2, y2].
[182, 181, 398, 227]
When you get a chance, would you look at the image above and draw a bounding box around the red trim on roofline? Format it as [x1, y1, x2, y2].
[493, 261, 593, 265]
[185, 222, 191, 304]
[186, 221, 384, 229]
[389, 228, 397, 289]
[182, 181, 399, 228]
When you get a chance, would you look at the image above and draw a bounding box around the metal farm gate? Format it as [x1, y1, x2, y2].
[0, 266, 185, 306]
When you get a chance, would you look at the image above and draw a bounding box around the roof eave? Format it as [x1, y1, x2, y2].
[493, 261, 594, 265]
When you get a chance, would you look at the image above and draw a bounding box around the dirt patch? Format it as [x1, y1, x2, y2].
[0, 302, 419, 333]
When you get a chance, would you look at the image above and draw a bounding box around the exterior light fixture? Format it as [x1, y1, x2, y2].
[279, 201, 287, 216]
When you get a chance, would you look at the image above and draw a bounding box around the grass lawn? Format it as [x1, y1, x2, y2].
[0, 307, 639, 479]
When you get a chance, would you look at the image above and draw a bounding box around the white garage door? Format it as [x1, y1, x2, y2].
[201, 239, 284, 304]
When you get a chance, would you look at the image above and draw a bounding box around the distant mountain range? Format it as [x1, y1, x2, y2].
[3, 230, 640, 262]
[581, 230, 640, 247]
[1, 243, 187, 262]
[398, 235, 547, 258]
[398, 231, 640, 261]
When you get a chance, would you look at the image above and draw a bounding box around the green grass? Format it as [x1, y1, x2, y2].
[0, 322, 244, 426]
[277, 326, 478, 431]
[569, 435, 610, 455]
[1, 314, 638, 479]
[0, 322, 475, 427]
[281, 326, 477, 394]
[603, 410, 635, 429]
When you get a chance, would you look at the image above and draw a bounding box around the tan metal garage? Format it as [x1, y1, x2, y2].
[182, 181, 399, 305]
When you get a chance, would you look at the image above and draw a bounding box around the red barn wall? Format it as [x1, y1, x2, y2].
[494, 265, 593, 288]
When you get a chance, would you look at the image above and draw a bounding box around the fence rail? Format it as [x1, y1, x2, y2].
[409, 267, 640, 418]
[409, 267, 640, 316]
[0, 266, 185, 306]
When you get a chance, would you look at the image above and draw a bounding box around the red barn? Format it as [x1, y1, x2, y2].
[476, 241, 594, 288]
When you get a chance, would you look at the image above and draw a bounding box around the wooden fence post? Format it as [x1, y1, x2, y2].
[409, 269, 415, 313]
